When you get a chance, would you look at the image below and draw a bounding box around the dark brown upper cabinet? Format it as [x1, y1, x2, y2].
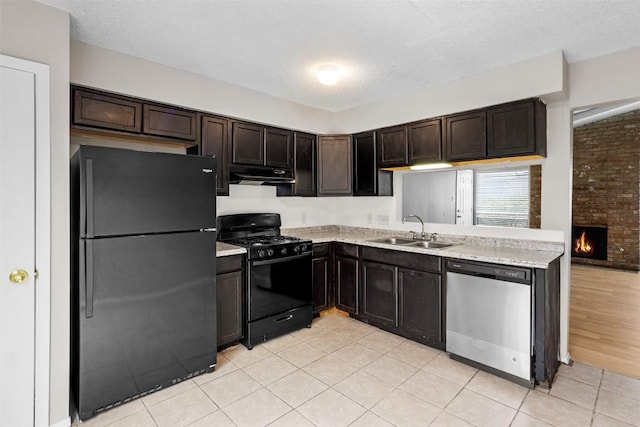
[265, 127, 293, 169]
[231, 122, 293, 169]
[73, 88, 142, 133]
[487, 98, 546, 158]
[231, 122, 264, 166]
[378, 125, 408, 168]
[201, 115, 230, 196]
[444, 110, 487, 161]
[408, 119, 442, 164]
[142, 104, 197, 141]
[293, 132, 316, 196]
[317, 135, 353, 196]
[353, 131, 393, 197]
[72, 85, 199, 146]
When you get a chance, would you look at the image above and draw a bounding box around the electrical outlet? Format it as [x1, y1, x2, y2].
[377, 214, 389, 225]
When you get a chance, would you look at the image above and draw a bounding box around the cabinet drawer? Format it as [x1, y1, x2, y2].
[216, 254, 244, 274]
[360, 246, 441, 273]
[143, 104, 197, 141]
[313, 243, 330, 258]
[333, 243, 358, 258]
[73, 88, 142, 133]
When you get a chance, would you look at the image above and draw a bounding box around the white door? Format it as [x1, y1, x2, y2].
[0, 61, 37, 426]
[456, 169, 474, 225]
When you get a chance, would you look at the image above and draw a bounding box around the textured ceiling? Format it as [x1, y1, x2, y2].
[39, 0, 640, 112]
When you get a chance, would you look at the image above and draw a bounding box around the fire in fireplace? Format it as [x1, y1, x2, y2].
[572, 226, 607, 260]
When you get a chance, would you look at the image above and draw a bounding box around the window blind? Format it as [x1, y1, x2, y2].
[475, 168, 529, 228]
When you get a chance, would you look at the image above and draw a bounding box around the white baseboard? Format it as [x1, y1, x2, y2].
[50, 416, 71, 427]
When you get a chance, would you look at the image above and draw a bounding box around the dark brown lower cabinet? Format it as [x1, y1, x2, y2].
[398, 268, 442, 344]
[216, 255, 244, 348]
[361, 261, 397, 327]
[312, 244, 330, 314]
[334, 244, 359, 314]
[357, 246, 444, 349]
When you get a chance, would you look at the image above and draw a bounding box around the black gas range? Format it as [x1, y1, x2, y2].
[228, 235, 312, 260]
[218, 213, 313, 349]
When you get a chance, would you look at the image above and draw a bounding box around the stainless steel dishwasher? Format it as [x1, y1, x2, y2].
[446, 259, 533, 385]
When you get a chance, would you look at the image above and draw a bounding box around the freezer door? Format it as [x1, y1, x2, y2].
[77, 145, 216, 237]
[75, 231, 216, 420]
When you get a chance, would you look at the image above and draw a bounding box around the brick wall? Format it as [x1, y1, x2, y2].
[572, 109, 640, 270]
[529, 164, 541, 229]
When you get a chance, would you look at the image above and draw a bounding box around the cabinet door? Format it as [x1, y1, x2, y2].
[353, 131, 377, 196]
[317, 135, 353, 196]
[73, 88, 142, 133]
[312, 256, 329, 314]
[487, 100, 536, 158]
[293, 132, 316, 196]
[444, 111, 486, 161]
[201, 116, 229, 196]
[335, 256, 358, 314]
[361, 261, 397, 327]
[408, 119, 442, 164]
[265, 128, 293, 168]
[398, 268, 442, 345]
[232, 122, 264, 166]
[216, 270, 243, 347]
[143, 104, 197, 141]
[378, 125, 408, 168]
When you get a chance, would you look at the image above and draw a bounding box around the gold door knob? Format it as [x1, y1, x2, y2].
[9, 270, 28, 284]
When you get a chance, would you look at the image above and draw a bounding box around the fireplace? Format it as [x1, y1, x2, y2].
[572, 226, 607, 261]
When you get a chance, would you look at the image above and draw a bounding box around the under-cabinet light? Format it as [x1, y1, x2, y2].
[409, 163, 453, 171]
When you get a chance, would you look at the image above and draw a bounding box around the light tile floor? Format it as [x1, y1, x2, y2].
[74, 314, 640, 427]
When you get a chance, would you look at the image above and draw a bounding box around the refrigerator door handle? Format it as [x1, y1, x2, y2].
[85, 159, 94, 238]
[201, 228, 217, 232]
[85, 239, 94, 318]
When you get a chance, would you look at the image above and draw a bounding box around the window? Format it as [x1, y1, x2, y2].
[474, 167, 529, 228]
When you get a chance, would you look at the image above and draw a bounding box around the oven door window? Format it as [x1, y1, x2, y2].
[249, 255, 312, 321]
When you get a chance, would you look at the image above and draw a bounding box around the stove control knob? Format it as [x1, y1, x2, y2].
[258, 250, 265, 258]
[293, 245, 300, 253]
[267, 249, 274, 256]
[300, 244, 308, 252]
[280, 247, 287, 255]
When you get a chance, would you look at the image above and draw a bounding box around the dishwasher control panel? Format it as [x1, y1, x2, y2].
[446, 259, 531, 284]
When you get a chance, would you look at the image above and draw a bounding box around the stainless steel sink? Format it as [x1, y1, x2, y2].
[367, 236, 415, 245]
[402, 241, 455, 249]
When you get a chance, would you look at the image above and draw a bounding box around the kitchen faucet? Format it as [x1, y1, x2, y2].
[402, 214, 427, 240]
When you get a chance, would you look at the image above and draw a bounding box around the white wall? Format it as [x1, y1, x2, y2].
[335, 51, 566, 133]
[71, 41, 335, 134]
[0, 1, 70, 425]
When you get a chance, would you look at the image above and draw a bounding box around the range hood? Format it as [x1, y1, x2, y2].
[228, 164, 295, 185]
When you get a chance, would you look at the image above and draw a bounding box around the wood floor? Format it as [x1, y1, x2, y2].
[569, 265, 640, 379]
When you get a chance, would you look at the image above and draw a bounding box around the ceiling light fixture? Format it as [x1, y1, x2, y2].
[409, 163, 453, 171]
[317, 65, 340, 86]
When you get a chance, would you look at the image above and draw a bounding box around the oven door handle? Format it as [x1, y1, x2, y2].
[251, 253, 311, 266]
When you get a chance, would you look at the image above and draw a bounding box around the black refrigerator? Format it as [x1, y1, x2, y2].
[71, 146, 217, 421]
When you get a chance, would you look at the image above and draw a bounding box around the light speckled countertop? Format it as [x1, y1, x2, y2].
[283, 226, 564, 269]
[216, 242, 245, 257]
